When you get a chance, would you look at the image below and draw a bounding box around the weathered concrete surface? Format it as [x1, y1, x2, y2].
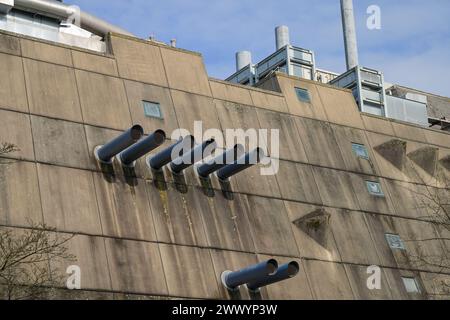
[110, 35, 168, 87]
[54, 235, 112, 291]
[1, 32, 449, 300]
[21, 38, 73, 66]
[159, 244, 220, 299]
[105, 238, 168, 295]
[146, 183, 208, 247]
[0, 32, 21, 55]
[275, 161, 322, 204]
[256, 109, 308, 162]
[93, 174, 157, 241]
[37, 164, 102, 235]
[0, 109, 34, 161]
[361, 113, 396, 136]
[244, 195, 299, 257]
[24, 59, 82, 122]
[71, 49, 118, 77]
[0, 53, 28, 112]
[312, 167, 360, 210]
[294, 117, 346, 169]
[76, 70, 132, 130]
[210, 80, 254, 106]
[317, 84, 364, 129]
[160, 46, 211, 96]
[303, 260, 355, 299]
[31, 116, 91, 169]
[0, 162, 43, 226]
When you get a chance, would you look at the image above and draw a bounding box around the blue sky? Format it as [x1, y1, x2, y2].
[66, 0, 450, 97]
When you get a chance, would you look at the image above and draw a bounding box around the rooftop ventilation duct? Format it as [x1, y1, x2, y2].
[118, 129, 166, 167]
[340, 0, 359, 70]
[221, 260, 278, 291]
[275, 25, 290, 50]
[216, 148, 264, 181]
[147, 135, 195, 171]
[13, 0, 134, 37]
[95, 125, 144, 164]
[197, 144, 245, 178]
[235, 51, 252, 72]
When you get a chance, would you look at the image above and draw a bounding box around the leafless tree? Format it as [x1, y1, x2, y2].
[1, 143, 75, 300]
[403, 160, 450, 297]
[0, 223, 75, 300]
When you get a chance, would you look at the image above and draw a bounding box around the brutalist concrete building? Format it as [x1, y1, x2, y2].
[0, 0, 449, 300]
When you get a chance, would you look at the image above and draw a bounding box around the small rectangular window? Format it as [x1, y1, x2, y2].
[385, 234, 405, 250]
[402, 277, 420, 293]
[295, 87, 311, 103]
[366, 181, 384, 197]
[352, 143, 369, 160]
[142, 101, 163, 119]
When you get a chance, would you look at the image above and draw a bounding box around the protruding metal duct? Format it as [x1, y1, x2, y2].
[340, 0, 359, 70]
[170, 139, 217, 174]
[275, 25, 290, 50]
[147, 135, 195, 171]
[221, 260, 278, 291]
[197, 144, 245, 178]
[216, 148, 265, 181]
[13, 0, 134, 37]
[236, 51, 252, 71]
[95, 125, 144, 163]
[247, 261, 300, 292]
[118, 129, 166, 166]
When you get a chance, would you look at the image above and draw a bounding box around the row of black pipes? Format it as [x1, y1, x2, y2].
[94, 125, 298, 294]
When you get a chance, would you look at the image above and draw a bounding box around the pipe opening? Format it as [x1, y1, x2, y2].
[130, 125, 145, 140]
[286, 261, 300, 278]
[266, 259, 278, 275]
[153, 129, 167, 144]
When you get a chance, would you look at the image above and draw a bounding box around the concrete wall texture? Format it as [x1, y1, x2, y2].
[0, 30, 449, 300]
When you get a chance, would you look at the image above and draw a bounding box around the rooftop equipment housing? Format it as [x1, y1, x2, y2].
[226, 26, 316, 86]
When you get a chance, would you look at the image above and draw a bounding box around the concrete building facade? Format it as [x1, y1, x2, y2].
[0, 28, 449, 300]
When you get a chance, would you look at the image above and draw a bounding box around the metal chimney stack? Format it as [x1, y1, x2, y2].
[275, 25, 290, 50]
[236, 51, 252, 71]
[340, 0, 359, 70]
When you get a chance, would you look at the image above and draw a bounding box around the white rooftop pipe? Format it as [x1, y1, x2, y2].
[13, 0, 134, 37]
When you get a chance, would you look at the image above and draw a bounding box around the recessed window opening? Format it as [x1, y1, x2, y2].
[352, 143, 369, 160]
[366, 181, 384, 197]
[402, 277, 421, 293]
[385, 233, 405, 250]
[142, 101, 163, 119]
[295, 87, 311, 103]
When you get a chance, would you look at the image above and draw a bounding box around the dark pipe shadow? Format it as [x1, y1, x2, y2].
[172, 171, 188, 194]
[226, 290, 242, 300]
[199, 175, 215, 197]
[122, 165, 138, 187]
[152, 168, 168, 191]
[248, 289, 263, 300]
[219, 179, 234, 201]
[99, 162, 116, 183]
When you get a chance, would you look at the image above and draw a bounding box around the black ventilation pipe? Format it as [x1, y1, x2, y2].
[118, 129, 166, 166]
[221, 259, 278, 291]
[216, 147, 265, 181]
[197, 144, 245, 178]
[147, 135, 195, 170]
[96, 125, 144, 163]
[246, 261, 300, 292]
[170, 139, 217, 174]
